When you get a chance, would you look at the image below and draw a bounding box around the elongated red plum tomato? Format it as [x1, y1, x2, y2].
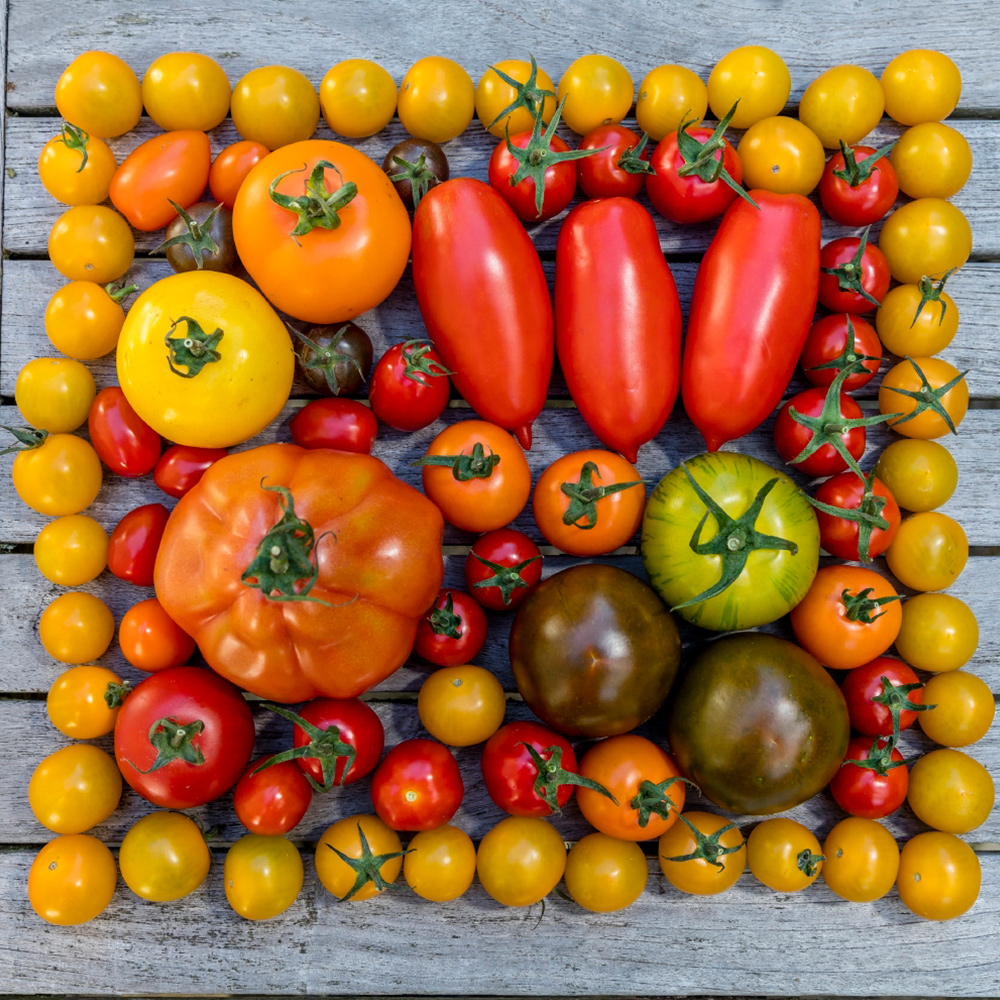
[107, 502, 170, 586]
[87, 386, 161, 478]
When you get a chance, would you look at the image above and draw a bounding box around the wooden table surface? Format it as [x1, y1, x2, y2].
[1, 0, 997, 996]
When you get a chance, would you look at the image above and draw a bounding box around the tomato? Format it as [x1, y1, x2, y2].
[475, 56, 557, 138]
[106, 502, 169, 586]
[142, 52, 230, 131]
[876, 277, 959, 358]
[818, 232, 891, 314]
[417, 664, 506, 746]
[230, 65, 319, 149]
[799, 314, 882, 392]
[292, 320, 373, 397]
[682, 191, 821, 450]
[38, 123, 117, 206]
[16, 357, 95, 433]
[39, 591, 115, 664]
[666, 633, 849, 814]
[233, 139, 410, 325]
[879, 356, 969, 440]
[642, 452, 819, 631]
[556, 54, 633, 135]
[413, 588, 488, 668]
[707, 46, 790, 128]
[841, 656, 926, 738]
[233, 755, 313, 836]
[27, 834, 117, 925]
[45, 279, 132, 360]
[114, 666, 255, 809]
[159, 200, 239, 275]
[370, 738, 463, 832]
[818, 143, 899, 226]
[919, 672, 995, 747]
[476, 816, 566, 906]
[403, 824, 477, 902]
[109, 130, 212, 232]
[821, 817, 899, 902]
[881, 49, 962, 125]
[564, 833, 648, 912]
[510, 564, 681, 738]
[118, 811, 210, 901]
[879, 198, 972, 284]
[746, 818, 824, 892]
[892, 122, 972, 199]
[29, 744, 121, 834]
[318, 58, 397, 138]
[397, 56, 475, 142]
[46, 664, 125, 739]
[798, 65, 885, 148]
[118, 596, 197, 672]
[33, 514, 106, 587]
[875, 438, 958, 512]
[368, 340, 451, 432]
[790, 565, 902, 671]
[209, 140, 270, 209]
[411, 178, 553, 448]
[897, 832, 981, 921]
[225, 834, 304, 919]
[907, 748, 995, 834]
[812, 471, 900, 562]
[419, 420, 532, 533]
[6, 428, 102, 516]
[48, 204, 134, 283]
[381, 136, 450, 210]
[575, 123, 651, 199]
[152, 444, 227, 498]
[54, 50, 142, 138]
[738, 116, 826, 196]
[635, 63, 708, 141]
[896, 592, 978, 674]
[576, 734, 686, 841]
[885, 510, 968, 592]
[88, 386, 161, 477]
[465, 528, 542, 611]
[288, 398, 377, 455]
[658, 811, 746, 895]
[555, 199, 682, 461]
[315, 814, 405, 902]
[830, 735, 909, 819]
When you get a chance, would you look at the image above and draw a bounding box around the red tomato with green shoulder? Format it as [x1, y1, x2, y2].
[829, 735, 909, 820]
[107, 502, 171, 585]
[88, 386, 161, 477]
[818, 143, 899, 226]
[288, 398, 378, 453]
[154, 444, 228, 498]
[465, 528, 543, 611]
[413, 588, 489, 667]
[576, 123, 652, 199]
[370, 738, 463, 832]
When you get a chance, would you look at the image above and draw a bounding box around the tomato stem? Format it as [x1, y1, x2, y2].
[804, 316, 882, 383]
[398, 339, 454, 386]
[806, 470, 891, 563]
[325, 822, 410, 901]
[675, 101, 759, 210]
[257, 703, 358, 791]
[426, 591, 463, 639]
[819, 226, 883, 308]
[469, 551, 542, 606]
[57, 121, 90, 172]
[911, 269, 956, 328]
[559, 461, 644, 529]
[416, 441, 501, 481]
[289, 324, 366, 394]
[661, 813, 744, 872]
[152, 199, 224, 268]
[483, 53, 556, 132]
[124, 717, 206, 774]
[831, 139, 895, 188]
[871, 675, 934, 746]
[882, 356, 968, 435]
[268, 159, 358, 237]
[519, 742, 618, 815]
[630, 776, 698, 828]
[0, 425, 48, 455]
[840, 586, 903, 624]
[164, 315, 224, 378]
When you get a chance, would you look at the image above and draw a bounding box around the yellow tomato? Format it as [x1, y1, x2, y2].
[876, 280, 959, 358]
[821, 817, 899, 903]
[10, 430, 102, 516]
[476, 816, 566, 907]
[657, 811, 746, 895]
[707, 45, 790, 129]
[564, 833, 648, 912]
[885, 510, 968, 592]
[231, 65, 320, 149]
[907, 749, 994, 834]
[556, 54, 634, 135]
[746, 818, 824, 892]
[881, 49, 962, 125]
[224, 834, 304, 919]
[897, 832, 980, 921]
[896, 592, 978, 674]
[46, 664, 124, 738]
[38, 124, 117, 206]
[48, 205, 135, 284]
[15, 357, 95, 433]
[874, 439, 958, 512]
[919, 671, 995, 747]
[28, 744, 122, 834]
[398, 56, 476, 143]
[45, 280, 132, 360]
[417, 664, 506, 746]
[891, 122, 972, 199]
[475, 57, 557, 138]
[635, 64, 708, 140]
[879, 198, 972, 284]
[879, 356, 968, 440]
[798, 64, 885, 148]
[142, 52, 231, 132]
[738, 115, 826, 195]
[34, 513, 108, 586]
[54, 50, 142, 138]
[119, 811, 211, 902]
[403, 824, 477, 902]
[320, 58, 397, 138]
[39, 592, 115, 664]
[116, 271, 294, 448]
[28, 834, 117, 925]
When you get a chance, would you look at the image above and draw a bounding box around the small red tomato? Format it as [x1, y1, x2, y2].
[233, 754, 313, 836]
[799, 314, 883, 392]
[813, 471, 901, 562]
[107, 502, 171, 586]
[773, 385, 870, 478]
[154, 444, 228, 498]
[209, 139, 270, 209]
[88, 386, 161, 477]
[413, 588, 489, 667]
[368, 340, 451, 432]
[118, 596, 197, 672]
[818, 230, 892, 314]
[840, 656, 926, 739]
[576, 123, 652, 199]
[818, 143, 899, 227]
[465, 528, 543, 611]
[370, 738, 464, 832]
[289, 398, 378, 453]
[829, 735, 909, 820]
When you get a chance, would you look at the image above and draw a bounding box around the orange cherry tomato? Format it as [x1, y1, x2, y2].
[209, 140, 271, 209]
[118, 597, 197, 673]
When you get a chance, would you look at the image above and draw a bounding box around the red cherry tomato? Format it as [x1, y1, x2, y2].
[88, 386, 161, 477]
[107, 502, 171, 586]
[773, 386, 869, 477]
[799, 314, 883, 392]
[233, 754, 313, 835]
[370, 738, 464, 831]
[829, 735, 909, 820]
[209, 139, 270, 209]
[840, 656, 925, 738]
[464, 528, 543, 611]
[118, 596, 197, 673]
[413, 588, 489, 667]
[576, 123, 651, 199]
[813, 471, 901, 562]
[154, 444, 228, 498]
[818, 144, 900, 227]
[818, 233, 892, 314]
[288, 398, 378, 453]
[368, 341, 451, 432]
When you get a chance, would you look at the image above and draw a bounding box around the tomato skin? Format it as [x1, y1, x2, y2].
[822, 816, 899, 902]
[27, 834, 117, 925]
[817, 236, 891, 314]
[635, 64, 708, 141]
[413, 588, 488, 667]
[320, 58, 397, 138]
[773, 388, 868, 478]
[896, 592, 978, 674]
[476, 816, 567, 907]
[368, 341, 451, 432]
[397, 56, 475, 143]
[829, 735, 909, 820]
[411, 178, 553, 449]
[154, 445, 228, 498]
[907, 748, 995, 834]
[879, 357, 969, 440]
[118, 596, 197, 672]
[33, 513, 107, 587]
[576, 123, 649, 199]
[683, 190, 821, 451]
[289, 697, 385, 787]
[555, 198, 681, 462]
[919, 671, 995, 747]
[209, 140, 270, 208]
[230, 65, 320, 149]
[813, 471, 900, 561]
[370, 738, 464, 831]
[225, 834, 304, 919]
[875, 438, 958, 512]
[109, 130, 212, 231]
[39, 591, 115, 664]
[475, 58, 558, 139]
[142, 52, 231, 132]
[29, 744, 122, 834]
[107, 502, 170, 586]
[818, 145, 899, 226]
[118, 811, 210, 902]
[885, 510, 968, 592]
[658, 811, 746, 895]
[897, 832, 980, 921]
[233, 755, 314, 836]
[746, 817, 824, 892]
[288, 398, 378, 454]
[11, 431, 103, 516]
[891, 122, 972, 199]
[46, 664, 123, 739]
[465, 528, 542, 611]
[488, 127, 579, 222]
[403, 824, 477, 902]
[840, 656, 924, 737]
[707, 46, 790, 129]
[738, 116, 826, 196]
[315, 814, 403, 902]
[418, 664, 506, 747]
[879, 198, 972, 284]
[876, 282, 958, 358]
[48, 204, 135, 284]
[556, 54, 634, 135]
[38, 126, 117, 206]
[881, 49, 962, 125]
[55, 50, 142, 138]
[564, 833, 648, 912]
[799, 314, 882, 391]
[87, 386, 161, 478]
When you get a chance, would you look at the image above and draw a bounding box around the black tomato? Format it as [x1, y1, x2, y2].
[290, 321, 374, 396]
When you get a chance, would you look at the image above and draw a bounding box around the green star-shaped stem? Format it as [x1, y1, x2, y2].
[268, 160, 358, 237]
[559, 461, 644, 530]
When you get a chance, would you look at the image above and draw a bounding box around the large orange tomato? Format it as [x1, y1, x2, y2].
[154, 444, 444, 702]
[232, 139, 411, 324]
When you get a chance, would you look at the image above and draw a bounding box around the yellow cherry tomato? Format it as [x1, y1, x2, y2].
[919, 671, 995, 747]
[876, 279, 959, 358]
[896, 592, 978, 674]
[315, 814, 404, 902]
[142, 51, 231, 132]
[564, 833, 648, 912]
[475, 57, 557, 138]
[116, 271, 294, 448]
[878, 198, 972, 284]
[39, 591, 115, 665]
[119, 811, 210, 902]
[635, 64, 708, 141]
[231, 65, 320, 149]
[46, 664, 124, 738]
[746, 817, 824, 892]
[54, 50, 142, 138]
[798, 64, 885, 148]
[10, 431, 103, 516]
[881, 49, 962, 125]
[821, 817, 899, 903]
[476, 816, 567, 907]
[556, 54, 634, 135]
[886, 510, 968, 592]
[891, 122, 972, 199]
[224, 834, 304, 919]
[27, 834, 117, 925]
[417, 664, 506, 746]
[34, 513, 108, 586]
[707, 45, 791, 129]
[874, 438, 958, 514]
[907, 748, 994, 834]
[15, 357, 95, 433]
[38, 123, 117, 206]
[28, 744, 122, 834]
[897, 832, 980, 921]
[45, 279, 133, 360]
[403, 824, 477, 902]
[320, 58, 397, 138]
[398, 56, 476, 143]
[657, 811, 746, 895]
[879, 356, 969, 439]
[48, 205, 135, 284]
[738, 115, 826, 195]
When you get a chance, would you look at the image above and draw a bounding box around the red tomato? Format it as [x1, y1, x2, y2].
[411, 178, 553, 449]
[829, 735, 909, 820]
[154, 444, 228, 498]
[107, 502, 171, 586]
[818, 231, 892, 313]
[773, 385, 871, 478]
[114, 665, 255, 809]
[209, 139, 270, 209]
[88, 386, 161, 477]
[683, 190, 821, 450]
[288, 398, 378, 453]
[109, 130, 212, 231]
[487, 123, 580, 222]
[841, 656, 926, 738]
[799, 314, 882, 392]
[554, 197, 682, 463]
[465, 528, 543, 611]
[367, 340, 451, 432]
[118, 596, 197, 672]
[413, 588, 489, 667]
[812, 471, 901, 562]
[576, 123, 652, 199]
[818, 143, 899, 227]
[233, 755, 313, 836]
[370, 738, 463, 831]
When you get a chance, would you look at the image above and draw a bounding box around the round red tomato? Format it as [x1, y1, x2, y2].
[413, 588, 489, 667]
[812, 471, 901, 562]
[114, 665, 256, 808]
[829, 735, 909, 820]
[233, 755, 314, 835]
[799, 314, 882, 392]
[465, 528, 543, 611]
[576, 123, 652, 199]
[288, 398, 378, 453]
[370, 738, 463, 831]
[107, 502, 170, 586]
[818, 143, 900, 226]
[118, 596, 197, 672]
[841, 656, 926, 739]
[818, 231, 892, 314]
[368, 340, 451, 432]
[88, 385, 161, 477]
[154, 444, 228, 498]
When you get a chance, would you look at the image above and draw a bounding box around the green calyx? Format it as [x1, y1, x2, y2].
[844, 734, 908, 776]
[164, 315, 223, 378]
[416, 441, 500, 481]
[106, 278, 139, 304]
[831, 139, 895, 188]
[57, 122, 90, 172]
[661, 814, 745, 872]
[387, 152, 437, 209]
[675, 101, 759, 210]
[805, 315, 882, 382]
[560, 461, 644, 530]
[630, 776, 699, 829]
[673, 463, 800, 610]
[153, 200, 223, 268]
[797, 849, 825, 878]
[616, 132, 655, 175]
[519, 742, 618, 816]
[0, 425, 48, 456]
[103, 680, 132, 709]
[820, 225, 883, 308]
[911, 269, 956, 328]
[291, 324, 366, 394]
[468, 551, 542, 606]
[840, 586, 903, 624]
[126, 717, 206, 774]
[807, 470, 891, 564]
[256, 703, 357, 792]
[326, 823, 410, 902]
[484, 53, 556, 132]
[399, 339, 454, 386]
[872, 675, 934, 746]
[269, 160, 358, 237]
[426, 591, 463, 639]
[882, 356, 969, 435]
